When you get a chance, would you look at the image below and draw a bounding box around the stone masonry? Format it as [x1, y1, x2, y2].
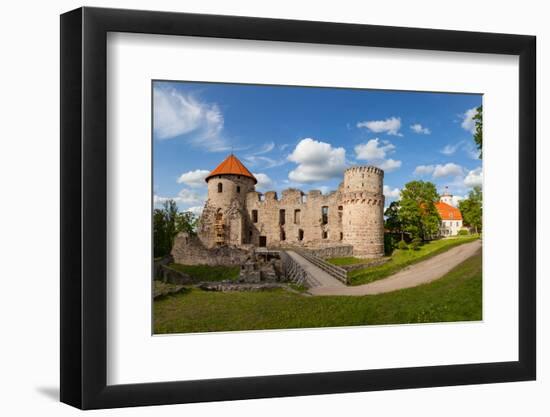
[190, 154, 385, 258]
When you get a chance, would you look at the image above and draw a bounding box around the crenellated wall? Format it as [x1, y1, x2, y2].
[195, 165, 384, 258]
[245, 188, 343, 248]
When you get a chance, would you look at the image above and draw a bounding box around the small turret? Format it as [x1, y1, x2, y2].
[440, 186, 454, 206]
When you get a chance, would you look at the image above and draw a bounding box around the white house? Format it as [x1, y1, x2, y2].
[436, 188, 463, 236]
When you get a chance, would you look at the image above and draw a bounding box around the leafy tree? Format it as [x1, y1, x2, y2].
[459, 186, 482, 234]
[384, 201, 403, 239]
[473, 105, 482, 159]
[153, 200, 199, 258]
[398, 180, 441, 240]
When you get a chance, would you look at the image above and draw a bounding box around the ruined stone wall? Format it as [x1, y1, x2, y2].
[172, 232, 251, 266]
[196, 166, 385, 257]
[245, 188, 344, 248]
[341, 166, 385, 257]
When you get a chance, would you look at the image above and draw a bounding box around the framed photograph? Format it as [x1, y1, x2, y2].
[60, 6, 536, 409]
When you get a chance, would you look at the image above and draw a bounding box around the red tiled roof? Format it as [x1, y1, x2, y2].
[435, 202, 463, 220]
[205, 154, 257, 184]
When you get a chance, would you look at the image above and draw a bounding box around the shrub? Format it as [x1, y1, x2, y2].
[409, 237, 423, 251]
[397, 240, 409, 250]
[458, 229, 469, 236]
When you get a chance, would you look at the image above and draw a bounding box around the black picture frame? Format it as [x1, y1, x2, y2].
[60, 6, 536, 410]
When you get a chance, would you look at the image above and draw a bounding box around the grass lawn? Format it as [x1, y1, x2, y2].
[347, 235, 480, 286]
[326, 256, 382, 266]
[168, 264, 240, 282]
[154, 250, 482, 334]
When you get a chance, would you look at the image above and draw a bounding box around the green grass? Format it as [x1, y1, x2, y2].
[154, 250, 482, 334]
[347, 235, 479, 286]
[326, 256, 380, 266]
[168, 264, 240, 282]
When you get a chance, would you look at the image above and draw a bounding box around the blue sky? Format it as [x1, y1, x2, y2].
[153, 80, 482, 215]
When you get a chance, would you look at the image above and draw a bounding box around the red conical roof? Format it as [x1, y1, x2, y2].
[205, 154, 257, 184]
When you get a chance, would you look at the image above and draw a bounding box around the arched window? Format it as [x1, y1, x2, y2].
[217, 183, 223, 193]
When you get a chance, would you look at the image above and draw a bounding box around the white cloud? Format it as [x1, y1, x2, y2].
[243, 155, 286, 169]
[153, 87, 228, 151]
[154, 189, 205, 206]
[252, 172, 274, 190]
[441, 143, 460, 155]
[414, 163, 463, 178]
[450, 195, 464, 207]
[287, 138, 347, 183]
[357, 117, 402, 136]
[414, 165, 435, 176]
[354, 138, 402, 173]
[433, 163, 464, 178]
[176, 169, 210, 187]
[461, 107, 478, 134]
[375, 159, 402, 172]
[410, 123, 431, 134]
[463, 167, 483, 188]
[186, 206, 204, 216]
[354, 138, 395, 160]
[383, 185, 401, 199]
[463, 141, 481, 159]
[253, 142, 275, 155]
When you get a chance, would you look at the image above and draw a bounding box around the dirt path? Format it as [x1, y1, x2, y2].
[308, 239, 482, 296]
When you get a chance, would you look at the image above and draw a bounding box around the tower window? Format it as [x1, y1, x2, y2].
[217, 183, 223, 193]
[321, 206, 329, 225]
[236, 186, 241, 193]
[279, 209, 286, 225]
[298, 229, 304, 241]
[340, 232, 343, 241]
[252, 210, 258, 223]
[322, 231, 328, 239]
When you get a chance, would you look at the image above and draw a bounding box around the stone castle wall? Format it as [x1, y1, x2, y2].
[196, 165, 385, 258]
[245, 188, 344, 248]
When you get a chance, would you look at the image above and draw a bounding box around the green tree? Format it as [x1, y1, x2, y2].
[473, 105, 482, 159]
[459, 186, 482, 234]
[384, 201, 403, 240]
[153, 200, 199, 258]
[398, 181, 441, 240]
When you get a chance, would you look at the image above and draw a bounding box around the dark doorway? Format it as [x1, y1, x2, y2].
[259, 236, 267, 247]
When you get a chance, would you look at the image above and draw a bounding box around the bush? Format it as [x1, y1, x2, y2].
[458, 229, 469, 236]
[397, 240, 409, 250]
[410, 238, 422, 251]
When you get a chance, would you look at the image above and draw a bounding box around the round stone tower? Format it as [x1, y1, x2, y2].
[199, 154, 257, 247]
[341, 166, 385, 257]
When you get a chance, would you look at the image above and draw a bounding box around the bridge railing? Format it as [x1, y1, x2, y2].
[294, 249, 348, 284]
[280, 251, 318, 288]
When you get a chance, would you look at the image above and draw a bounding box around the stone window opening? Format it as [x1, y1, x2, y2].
[236, 185, 241, 193]
[321, 206, 329, 225]
[279, 209, 286, 225]
[301, 194, 307, 203]
[322, 230, 328, 239]
[298, 229, 304, 241]
[217, 182, 223, 193]
[252, 209, 258, 223]
[338, 205, 343, 222]
[339, 232, 343, 241]
[294, 209, 301, 224]
[280, 229, 286, 241]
